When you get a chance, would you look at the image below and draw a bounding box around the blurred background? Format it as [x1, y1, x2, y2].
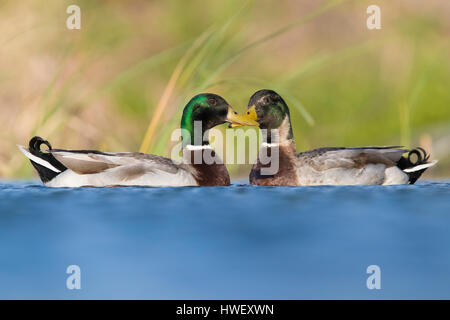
[1, 0, 449, 180]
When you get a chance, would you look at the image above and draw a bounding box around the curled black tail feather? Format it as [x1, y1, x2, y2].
[29, 136, 52, 156]
[397, 147, 432, 184]
[28, 136, 66, 183]
[407, 147, 429, 166]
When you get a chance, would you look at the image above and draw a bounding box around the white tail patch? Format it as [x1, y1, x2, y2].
[403, 160, 438, 173]
[17, 145, 61, 173]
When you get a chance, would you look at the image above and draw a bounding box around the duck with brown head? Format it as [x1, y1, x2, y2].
[239, 89, 437, 186]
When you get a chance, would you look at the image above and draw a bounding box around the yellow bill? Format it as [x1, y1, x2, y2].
[230, 105, 259, 127]
[226, 106, 259, 127]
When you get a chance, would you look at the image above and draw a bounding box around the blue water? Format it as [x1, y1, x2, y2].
[0, 181, 449, 299]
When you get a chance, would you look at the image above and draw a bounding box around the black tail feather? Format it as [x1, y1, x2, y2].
[28, 136, 66, 183]
[397, 147, 432, 184]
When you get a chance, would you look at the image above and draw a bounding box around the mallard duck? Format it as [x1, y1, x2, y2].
[18, 93, 258, 187]
[238, 89, 437, 186]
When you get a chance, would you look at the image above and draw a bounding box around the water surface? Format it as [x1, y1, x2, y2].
[0, 181, 449, 299]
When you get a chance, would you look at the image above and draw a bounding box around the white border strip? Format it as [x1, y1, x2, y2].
[17, 145, 61, 173]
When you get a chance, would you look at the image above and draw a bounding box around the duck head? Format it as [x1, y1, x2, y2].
[239, 89, 294, 143]
[180, 93, 258, 146]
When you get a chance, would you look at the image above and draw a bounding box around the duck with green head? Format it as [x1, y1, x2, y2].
[18, 93, 257, 187]
[239, 89, 437, 186]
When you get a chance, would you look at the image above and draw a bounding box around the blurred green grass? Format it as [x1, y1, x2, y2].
[1, 0, 449, 179]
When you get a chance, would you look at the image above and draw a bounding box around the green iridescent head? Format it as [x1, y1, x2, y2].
[244, 89, 294, 142]
[180, 93, 258, 146]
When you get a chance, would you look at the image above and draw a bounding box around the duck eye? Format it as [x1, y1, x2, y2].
[263, 96, 271, 104]
[208, 98, 217, 106]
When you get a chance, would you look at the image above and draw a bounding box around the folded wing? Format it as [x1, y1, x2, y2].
[297, 146, 408, 170]
[50, 149, 179, 175]
[295, 146, 411, 185]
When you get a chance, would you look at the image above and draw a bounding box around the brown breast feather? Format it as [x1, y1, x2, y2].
[186, 149, 230, 186]
[250, 142, 298, 186]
